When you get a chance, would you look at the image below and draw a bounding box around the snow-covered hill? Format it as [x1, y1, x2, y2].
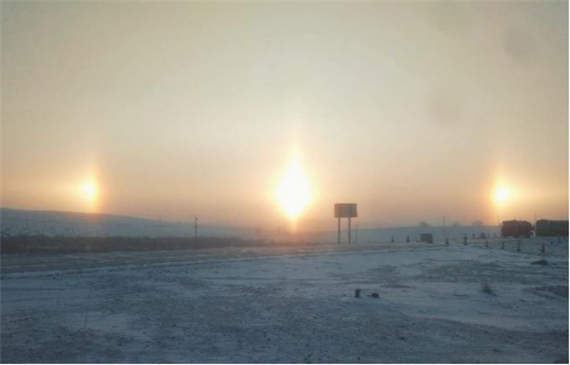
[0, 208, 256, 239]
[0, 208, 501, 243]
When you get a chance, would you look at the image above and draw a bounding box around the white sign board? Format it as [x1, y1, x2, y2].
[334, 203, 358, 218]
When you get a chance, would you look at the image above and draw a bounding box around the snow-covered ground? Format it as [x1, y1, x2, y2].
[1, 239, 568, 363]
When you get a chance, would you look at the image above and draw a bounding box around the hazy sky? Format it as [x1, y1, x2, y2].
[2, 1, 568, 231]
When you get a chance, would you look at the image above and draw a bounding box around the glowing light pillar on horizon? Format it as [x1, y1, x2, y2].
[494, 187, 510, 228]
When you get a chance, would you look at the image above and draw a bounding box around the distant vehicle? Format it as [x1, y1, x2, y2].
[501, 220, 533, 238]
[535, 219, 569, 237]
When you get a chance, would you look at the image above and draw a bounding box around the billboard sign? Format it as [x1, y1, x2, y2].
[334, 203, 357, 218]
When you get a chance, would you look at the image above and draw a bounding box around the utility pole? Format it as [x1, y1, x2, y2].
[496, 209, 501, 228]
[355, 224, 358, 244]
[194, 215, 198, 240]
[337, 216, 341, 244]
[348, 217, 352, 243]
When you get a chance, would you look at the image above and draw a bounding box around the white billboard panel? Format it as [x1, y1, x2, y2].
[334, 203, 357, 218]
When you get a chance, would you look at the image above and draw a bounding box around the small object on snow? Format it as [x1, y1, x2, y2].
[420, 233, 433, 243]
[481, 282, 495, 295]
[531, 259, 547, 266]
[541, 243, 546, 254]
[445, 238, 449, 245]
[485, 240, 489, 247]
[517, 240, 521, 252]
[370, 292, 379, 299]
[355, 288, 361, 298]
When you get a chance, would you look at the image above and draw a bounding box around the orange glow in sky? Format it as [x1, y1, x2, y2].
[79, 179, 99, 212]
[1, 2, 567, 228]
[275, 156, 312, 221]
[493, 186, 510, 205]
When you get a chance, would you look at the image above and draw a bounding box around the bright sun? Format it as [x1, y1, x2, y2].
[276, 157, 312, 220]
[493, 187, 509, 204]
[81, 181, 98, 201]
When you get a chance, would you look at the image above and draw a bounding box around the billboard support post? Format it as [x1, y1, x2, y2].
[348, 217, 352, 243]
[337, 217, 341, 244]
